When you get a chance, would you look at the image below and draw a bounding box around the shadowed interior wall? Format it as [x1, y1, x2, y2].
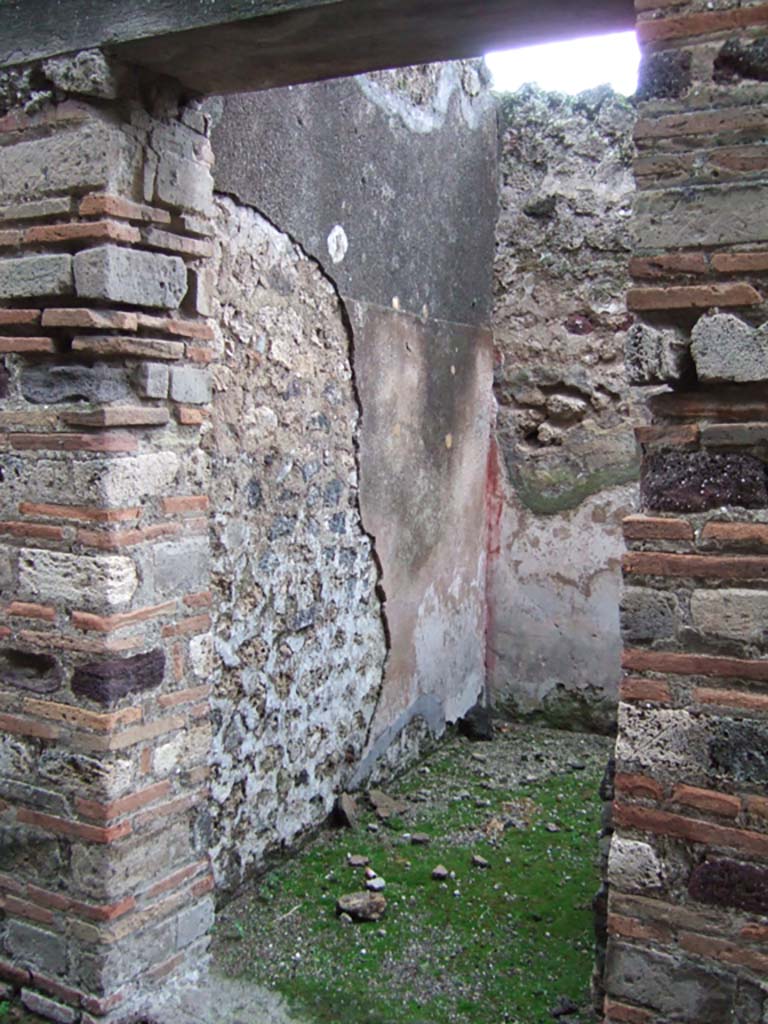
[489, 86, 639, 732]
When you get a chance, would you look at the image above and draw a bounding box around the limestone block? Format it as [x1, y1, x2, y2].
[0, 119, 139, 204]
[634, 183, 768, 250]
[74, 245, 188, 310]
[156, 155, 214, 215]
[6, 921, 66, 976]
[176, 896, 215, 949]
[691, 313, 768, 383]
[19, 548, 138, 610]
[621, 587, 678, 643]
[0, 253, 72, 299]
[135, 362, 170, 399]
[43, 49, 117, 99]
[98, 452, 180, 506]
[21, 362, 132, 404]
[170, 366, 212, 405]
[153, 536, 210, 597]
[616, 705, 708, 780]
[625, 322, 688, 384]
[607, 836, 664, 892]
[691, 588, 768, 643]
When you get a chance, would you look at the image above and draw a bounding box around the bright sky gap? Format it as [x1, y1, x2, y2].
[485, 30, 641, 96]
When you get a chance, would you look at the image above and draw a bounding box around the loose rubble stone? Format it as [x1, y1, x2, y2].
[336, 892, 387, 922]
[432, 864, 449, 880]
[625, 322, 689, 384]
[335, 794, 359, 829]
[366, 876, 386, 892]
[347, 854, 370, 868]
[457, 702, 494, 741]
[368, 789, 408, 819]
[471, 854, 490, 869]
[411, 833, 431, 846]
[74, 244, 188, 309]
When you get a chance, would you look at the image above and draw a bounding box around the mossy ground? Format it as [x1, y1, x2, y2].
[213, 724, 612, 1024]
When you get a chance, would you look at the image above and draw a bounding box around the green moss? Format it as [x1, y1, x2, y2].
[213, 734, 607, 1024]
[508, 458, 639, 515]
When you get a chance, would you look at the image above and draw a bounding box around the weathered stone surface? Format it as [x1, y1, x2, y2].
[714, 35, 768, 82]
[621, 587, 678, 644]
[625, 322, 690, 385]
[336, 891, 386, 921]
[616, 705, 708, 781]
[176, 896, 215, 948]
[21, 362, 132, 404]
[74, 245, 188, 309]
[19, 548, 138, 610]
[691, 588, 768, 643]
[0, 361, 8, 400]
[605, 942, 735, 1022]
[637, 48, 692, 100]
[0, 253, 72, 299]
[634, 184, 768, 250]
[0, 649, 61, 694]
[691, 314, 768, 383]
[170, 366, 212, 405]
[135, 362, 170, 399]
[0, 118, 139, 205]
[689, 858, 768, 915]
[43, 49, 118, 99]
[71, 649, 166, 706]
[642, 451, 768, 513]
[212, 61, 497, 325]
[152, 537, 210, 598]
[607, 836, 664, 893]
[6, 921, 67, 975]
[709, 719, 768, 785]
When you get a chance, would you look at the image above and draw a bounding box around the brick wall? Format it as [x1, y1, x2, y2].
[603, 2, 768, 1020]
[0, 60, 217, 1021]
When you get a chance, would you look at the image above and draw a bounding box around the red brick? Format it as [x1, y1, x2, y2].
[613, 802, 768, 857]
[0, 337, 55, 353]
[24, 220, 141, 245]
[741, 922, 768, 942]
[28, 972, 81, 1008]
[72, 715, 185, 754]
[624, 550, 768, 582]
[636, 107, 768, 143]
[0, 957, 31, 986]
[607, 911, 674, 944]
[16, 808, 132, 844]
[190, 873, 214, 898]
[79, 193, 171, 224]
[625, 648, 768, 682]
[189, 701, 209, 720]
[0, 309, 39, 326]
[671, 784, 740, 819]
[75, 781, 171, 823]
[76, 523, 181, 549]
[19, 628, 140, 655]
[41, 308, 139, 331]
[183, 590, 212, 609]
[0, 872, 27, 896]
[695, 687, 768, 713]
[176, 406, 206, 426]
[711, 148, 768, 175]
[649, 390, 768, 422]
[24, 885, 70, 912]
[186, 345, 216, 363]
[637, 4, 768, 43]
[147, 951, 185, 982]
[132, 789, 204, 828]
[135, 313, 215, 341]
[0, 713, 60, 740]
[615, 772, 665, 802]
[745, 795, 768, 821]
[627, 283, 761, 311]
[622, 515, 693, 541]
[62, 407, 169, 429]
[145, 860, 208, 900]
[140, 746, 152, 776]
[634, 424, 699, 447]
[158, 684, 211, 709]
[19, 502, 140, 523]
[603, 999, 653, 1024]
[24, 885, 135, 923]
[142, 226, 214, 259]
[161, 495, 209, 515]
[10, 432, 138, 453]
[71, 600, 177, 633]
[22, 698, 141, 733]
[701, 521, 768, 548]
[5, 601, 55, 622]
[1, 894, 55, 926]
[630, 253, 708, 278]
[0, 229, 22, 247]
[620, 677, 672, 703]
[713, 250, 768, 273]
[680, 931, 768, 973]
[162, 613, 211, 638]
[0, 520, 63, 541]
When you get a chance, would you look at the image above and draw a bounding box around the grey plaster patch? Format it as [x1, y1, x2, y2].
[143, 970, 306, 1024]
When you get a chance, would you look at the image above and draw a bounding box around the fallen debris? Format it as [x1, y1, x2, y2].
[336, 891, 387, 922]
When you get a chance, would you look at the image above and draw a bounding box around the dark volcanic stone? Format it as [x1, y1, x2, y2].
[21, 362, 132, 404]
[72, 649, 165, 706]
[642, 450, 768, 513]
[458, 702, 494, 741]
[689, 858, 768, 915]
[715, 37, 768, 83]
[709, 719, 768, 785]
[0, 649, 60, 694]
[0, 361, 8, 399]
[637, 50, 692, 100]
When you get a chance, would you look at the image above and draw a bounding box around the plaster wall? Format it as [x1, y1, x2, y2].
[489, 86, 640, 731]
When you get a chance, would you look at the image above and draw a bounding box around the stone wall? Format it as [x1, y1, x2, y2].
[210, 61, 497, 808]
[604, 3, 768, 1021]
[205, 196, 386, 889]
[489, 86, 639, 731]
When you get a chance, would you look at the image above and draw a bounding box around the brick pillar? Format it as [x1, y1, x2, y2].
[0, 60, 216, 1022]
[604, 3, 768, 1023]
